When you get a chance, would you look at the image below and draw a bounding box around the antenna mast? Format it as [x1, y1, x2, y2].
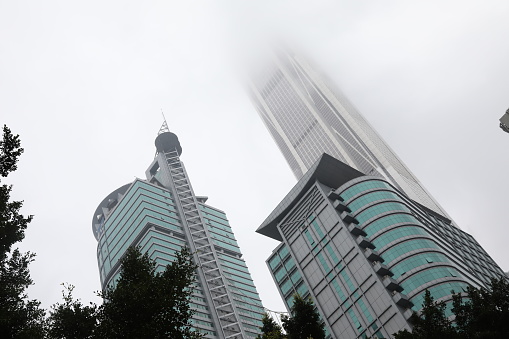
[158, 109, 170, 135]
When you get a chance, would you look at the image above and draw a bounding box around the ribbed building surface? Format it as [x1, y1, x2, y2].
[249, 50, 448, 218]
[92, 129, 264, 338]
[258, 154, 504, 339]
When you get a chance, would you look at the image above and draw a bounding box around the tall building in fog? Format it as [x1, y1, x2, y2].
[92, 125, 264, 339]
[250, 50, 505, 337]
[257, 154, 505, 338]
[248, 50, 447, 217]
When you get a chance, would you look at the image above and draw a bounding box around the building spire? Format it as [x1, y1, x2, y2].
[158, 109, 170, 135]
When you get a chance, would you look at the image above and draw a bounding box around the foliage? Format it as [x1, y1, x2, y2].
[47, 284, 98, 339]
[394, 290, 457, 339]
[0, 125, 45, 338]
[282, 294, 325, 339]
[257, 312, 285, 339]
[452, 277, 509, 338]
[95, 246, 202, 339]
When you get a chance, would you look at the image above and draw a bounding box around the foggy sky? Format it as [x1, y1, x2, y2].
[1, 1, 508, 314]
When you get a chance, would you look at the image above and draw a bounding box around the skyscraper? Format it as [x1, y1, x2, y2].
[248, 50, 447, 217]
[257, 154, 505, 338]
[92, 124, 264, 339]
[250, 50, 505, 337]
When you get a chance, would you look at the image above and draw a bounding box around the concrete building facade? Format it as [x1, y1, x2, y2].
[92, 128, 264, 338]
[257, 154, 505, 339]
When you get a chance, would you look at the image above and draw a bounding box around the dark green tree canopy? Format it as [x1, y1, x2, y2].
[395, 277, 509, 339]
[95, 246, 203, 339]
[47, 284, 98, 339]
[282, 294, 325, 339]
[394, 290, 457, 339]
[452, 277, 509, 338]
[257, 312, 285, 339]
[0, 125, 32, 259]
[0, 125, 45, 338]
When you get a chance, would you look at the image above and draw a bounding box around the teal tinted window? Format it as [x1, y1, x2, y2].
[140, 240, 181, 256]
[310, 219, 325, 239]
[286, 294, 295, 308]
[212, 239, 239, 252]
[363, 214, 421, 237]
[229, 286, 260, 300]
[317, 252, 331, 273]
[297, 282, 308, 297]
[274, 267, 286, 283]
[381, 238, 438, 265]
[325, 244, 340, 264]
[290, 270, 302, 284]
[269, 255, 281, 270]
[372, 226, 428, 249]
[331, 278, 347, 301]
[278, 245, 289, 260]
[347, 308, 363, 332]
[221, 264, 252, 279]
[218, 253, 248, 268]
[108, 212, 182, 265]
[356, 202, 410, 225]
[227, 279, 258, 293]
[341, 180, 392, 202]
[401, 266, 461, 294]
[284, 257, 296, 271]
[304, 229, 315, 245]
[410, 282, 469, 311]
[223, 272, 254, 286]
[357, 298, 374, 323]
[203, 213, 229, 225]
[391, 252, 450, 279]
[348, 190, 401, 212]
[340, 270, 356, 292]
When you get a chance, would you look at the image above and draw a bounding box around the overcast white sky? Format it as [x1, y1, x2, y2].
[1, 1, 509, 314]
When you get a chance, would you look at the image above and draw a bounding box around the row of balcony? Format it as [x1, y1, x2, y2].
[328, 190, 414, 312]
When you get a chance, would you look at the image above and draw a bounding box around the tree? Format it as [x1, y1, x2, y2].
[282, 294, 325, 339]
[452, 277, 509, 338]
[95, 246, 202, 339]
[394, 290, 457, 339]
[0, 125, 45, 338]
[257, 312, 285, 339]
[47, 284, 98, 339]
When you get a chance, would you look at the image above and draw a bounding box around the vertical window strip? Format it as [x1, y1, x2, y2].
[304, 229, 315, 245]
[357, 298, 374, 323]
[331, 278, 346, 301]
[347, 308, 364, 333]
[310, 218, 325, 239]
[341, 270, 356, 292]
[325, 244, 340, 264]
[317, 252, 331, 273]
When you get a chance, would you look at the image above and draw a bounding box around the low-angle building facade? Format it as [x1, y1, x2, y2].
[92, 126, 264, 338]
[257, 154, 505, 338]
[248, 49, 448, 218]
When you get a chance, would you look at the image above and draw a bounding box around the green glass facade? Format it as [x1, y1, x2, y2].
[93, 132, 264, 339]
[260, 154, 505, 339]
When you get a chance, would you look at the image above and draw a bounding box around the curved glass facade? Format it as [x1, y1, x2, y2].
[339, 178, 469, 311]
[94, 133, 265, 339]
[261, 155, 504, 339]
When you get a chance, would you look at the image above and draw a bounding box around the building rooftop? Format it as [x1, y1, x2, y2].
[256, 153, 364, 241]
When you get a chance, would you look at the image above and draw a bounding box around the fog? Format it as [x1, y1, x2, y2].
[1, 1, 508, 314]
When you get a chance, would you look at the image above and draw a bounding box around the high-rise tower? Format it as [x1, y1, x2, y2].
[257, 154, 505, 338]
[92, 125, 264, 338]
[248, 50, 447, 217]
